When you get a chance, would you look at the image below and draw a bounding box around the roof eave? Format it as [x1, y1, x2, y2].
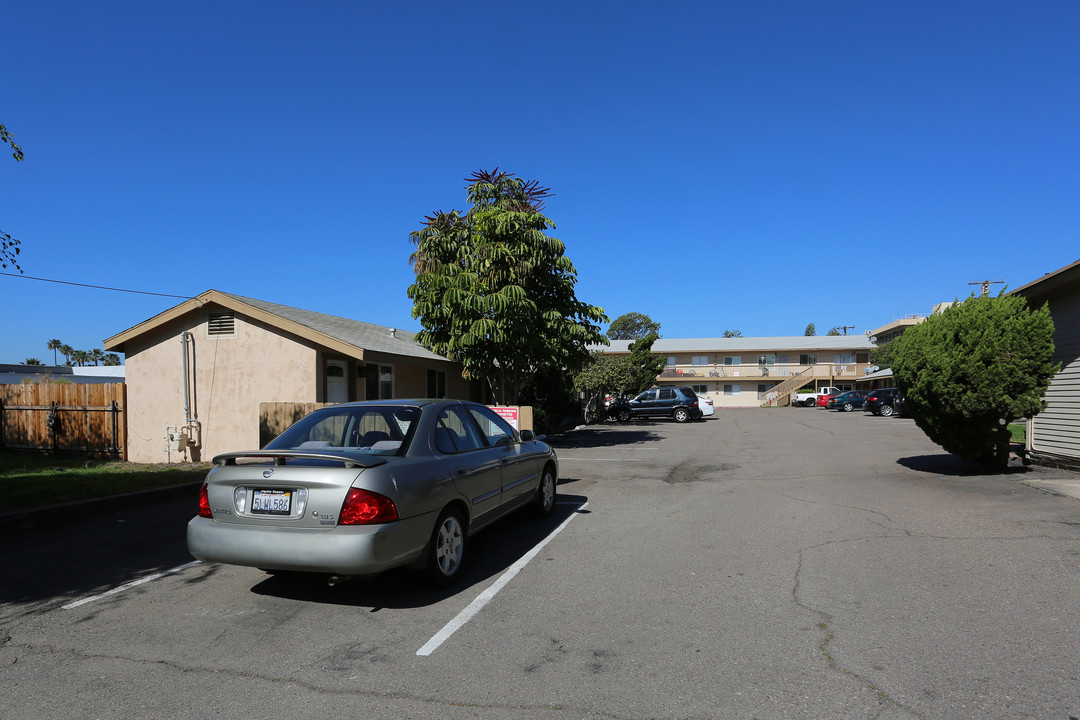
[104, 289, 366, 360]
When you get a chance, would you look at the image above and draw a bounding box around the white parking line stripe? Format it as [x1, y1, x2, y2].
[417, 501, 588, 657]
[62, 560, 203, 610]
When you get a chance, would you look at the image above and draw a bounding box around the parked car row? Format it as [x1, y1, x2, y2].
[804, 388, 909, 417]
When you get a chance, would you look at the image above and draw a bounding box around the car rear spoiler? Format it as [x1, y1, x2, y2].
[212, 450, 389, 469]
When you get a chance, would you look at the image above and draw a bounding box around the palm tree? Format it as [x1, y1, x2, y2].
[103, 353, 122, 366]
[23, 357, 43, 365]
[90, 348, 105, 366]
[71, 349, 90, 367]
[59, 344, 74, 365]
[47, 339, 62, 366]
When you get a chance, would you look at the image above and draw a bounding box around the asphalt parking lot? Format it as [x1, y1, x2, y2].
[2, 408, 1079, 719]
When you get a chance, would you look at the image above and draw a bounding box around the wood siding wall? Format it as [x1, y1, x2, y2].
[1032, 292, 1080, 462]
[0, 383, 127, 458]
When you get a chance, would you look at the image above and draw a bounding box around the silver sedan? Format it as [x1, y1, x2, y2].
[187, 399, 558, 586]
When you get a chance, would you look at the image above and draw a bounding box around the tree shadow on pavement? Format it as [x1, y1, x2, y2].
[547, 427, 662, 449]
[898, 454, 1036, 477]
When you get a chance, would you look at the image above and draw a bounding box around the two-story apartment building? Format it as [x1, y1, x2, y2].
[596, 336, 876, 408]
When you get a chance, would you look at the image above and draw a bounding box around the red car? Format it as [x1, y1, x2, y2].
[816, 391, 839, 407]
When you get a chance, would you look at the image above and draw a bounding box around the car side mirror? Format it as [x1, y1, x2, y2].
[519, 429, 535, 442]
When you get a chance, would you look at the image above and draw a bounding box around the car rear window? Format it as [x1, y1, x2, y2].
[266, 406, 419, 456]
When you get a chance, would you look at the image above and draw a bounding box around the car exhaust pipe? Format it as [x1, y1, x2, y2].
[327, 574, 355, 588]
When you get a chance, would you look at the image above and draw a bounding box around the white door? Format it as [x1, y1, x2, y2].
[326, 360, 348, 404]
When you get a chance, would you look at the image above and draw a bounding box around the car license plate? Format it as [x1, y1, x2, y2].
[251, 489, 292, 515]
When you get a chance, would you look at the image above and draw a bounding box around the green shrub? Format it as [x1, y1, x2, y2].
[892, 293, 1057, 471]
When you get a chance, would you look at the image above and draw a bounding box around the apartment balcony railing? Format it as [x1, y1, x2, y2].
[658, 363, 870, 382]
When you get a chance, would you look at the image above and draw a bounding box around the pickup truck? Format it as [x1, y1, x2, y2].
[791, 386, 841, 407]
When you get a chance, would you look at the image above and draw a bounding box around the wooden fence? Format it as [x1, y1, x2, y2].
[0, 383, 127, 459]
[259, 401, 333, 448]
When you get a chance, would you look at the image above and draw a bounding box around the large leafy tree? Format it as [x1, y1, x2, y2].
[2, 122, 25, 273]
[408, 169, 608, 404]
[607, 312, 661, 340]
[804, 323, 816, 336]
[892, 292, 1058, 471]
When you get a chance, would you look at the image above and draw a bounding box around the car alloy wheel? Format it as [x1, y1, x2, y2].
[673, 407, 690, 423]
[880, 404, 894, 417]
[531, 466, 556, 517]
[615, 408, 631, 423]
[843, 402, 854, 412]
[425, 509, 466, 586]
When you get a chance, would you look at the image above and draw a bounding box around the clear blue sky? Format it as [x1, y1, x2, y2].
[3, 1, 1078, 364]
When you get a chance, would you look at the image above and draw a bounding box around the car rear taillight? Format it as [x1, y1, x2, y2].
[339, 488, 398, 525]
[197, 483, 212, 518]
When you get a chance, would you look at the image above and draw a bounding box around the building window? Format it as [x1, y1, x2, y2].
[666, 356, 677, 366]
[723, 384, 741, 395]
[723, 356, 741, 366]
[799, 353, 818, 365]
[207, 311, 235, 337]
[757, 384, 767, 398]
[365, 364, 394, 399]
[691, 355, 708, 366]
[691, 384, 708, 394]
[834, 353, 854, 364]
[427, 369, 447, 398]
[757, 354, 775, 366]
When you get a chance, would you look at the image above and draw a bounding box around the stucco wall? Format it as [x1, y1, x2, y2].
[699, 381, 776, 408]
[125, 312, 316, 463]
[363, 351, 474, 400]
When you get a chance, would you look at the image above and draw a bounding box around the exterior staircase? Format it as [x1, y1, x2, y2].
[760, 368, 815, 407]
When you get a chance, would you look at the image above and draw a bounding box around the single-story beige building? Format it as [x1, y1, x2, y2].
[1010, 258, 1080, 468]
[104, 290, 475, 463]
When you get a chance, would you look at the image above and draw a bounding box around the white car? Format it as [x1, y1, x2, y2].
[697, 394, 715, 417]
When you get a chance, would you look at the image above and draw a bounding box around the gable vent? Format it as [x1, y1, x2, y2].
[208, 311, 236, 336]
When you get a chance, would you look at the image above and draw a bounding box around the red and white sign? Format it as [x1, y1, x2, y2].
[490, 406, 520, 430]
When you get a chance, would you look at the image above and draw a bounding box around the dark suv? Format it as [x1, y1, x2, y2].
[610, 386, 702, 423]
[865, 388, 904, 417]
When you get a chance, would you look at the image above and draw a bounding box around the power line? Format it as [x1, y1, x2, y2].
[0, 271, 194, 300]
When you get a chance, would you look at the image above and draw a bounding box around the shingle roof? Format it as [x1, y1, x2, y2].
[105, 289, 449, 362]
[593, 335, 876, 354]
[218, 292, 446, 361]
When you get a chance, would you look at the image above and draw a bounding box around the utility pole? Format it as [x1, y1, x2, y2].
[969, 280, 1004, 296]
[839, 325, 856, 335]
